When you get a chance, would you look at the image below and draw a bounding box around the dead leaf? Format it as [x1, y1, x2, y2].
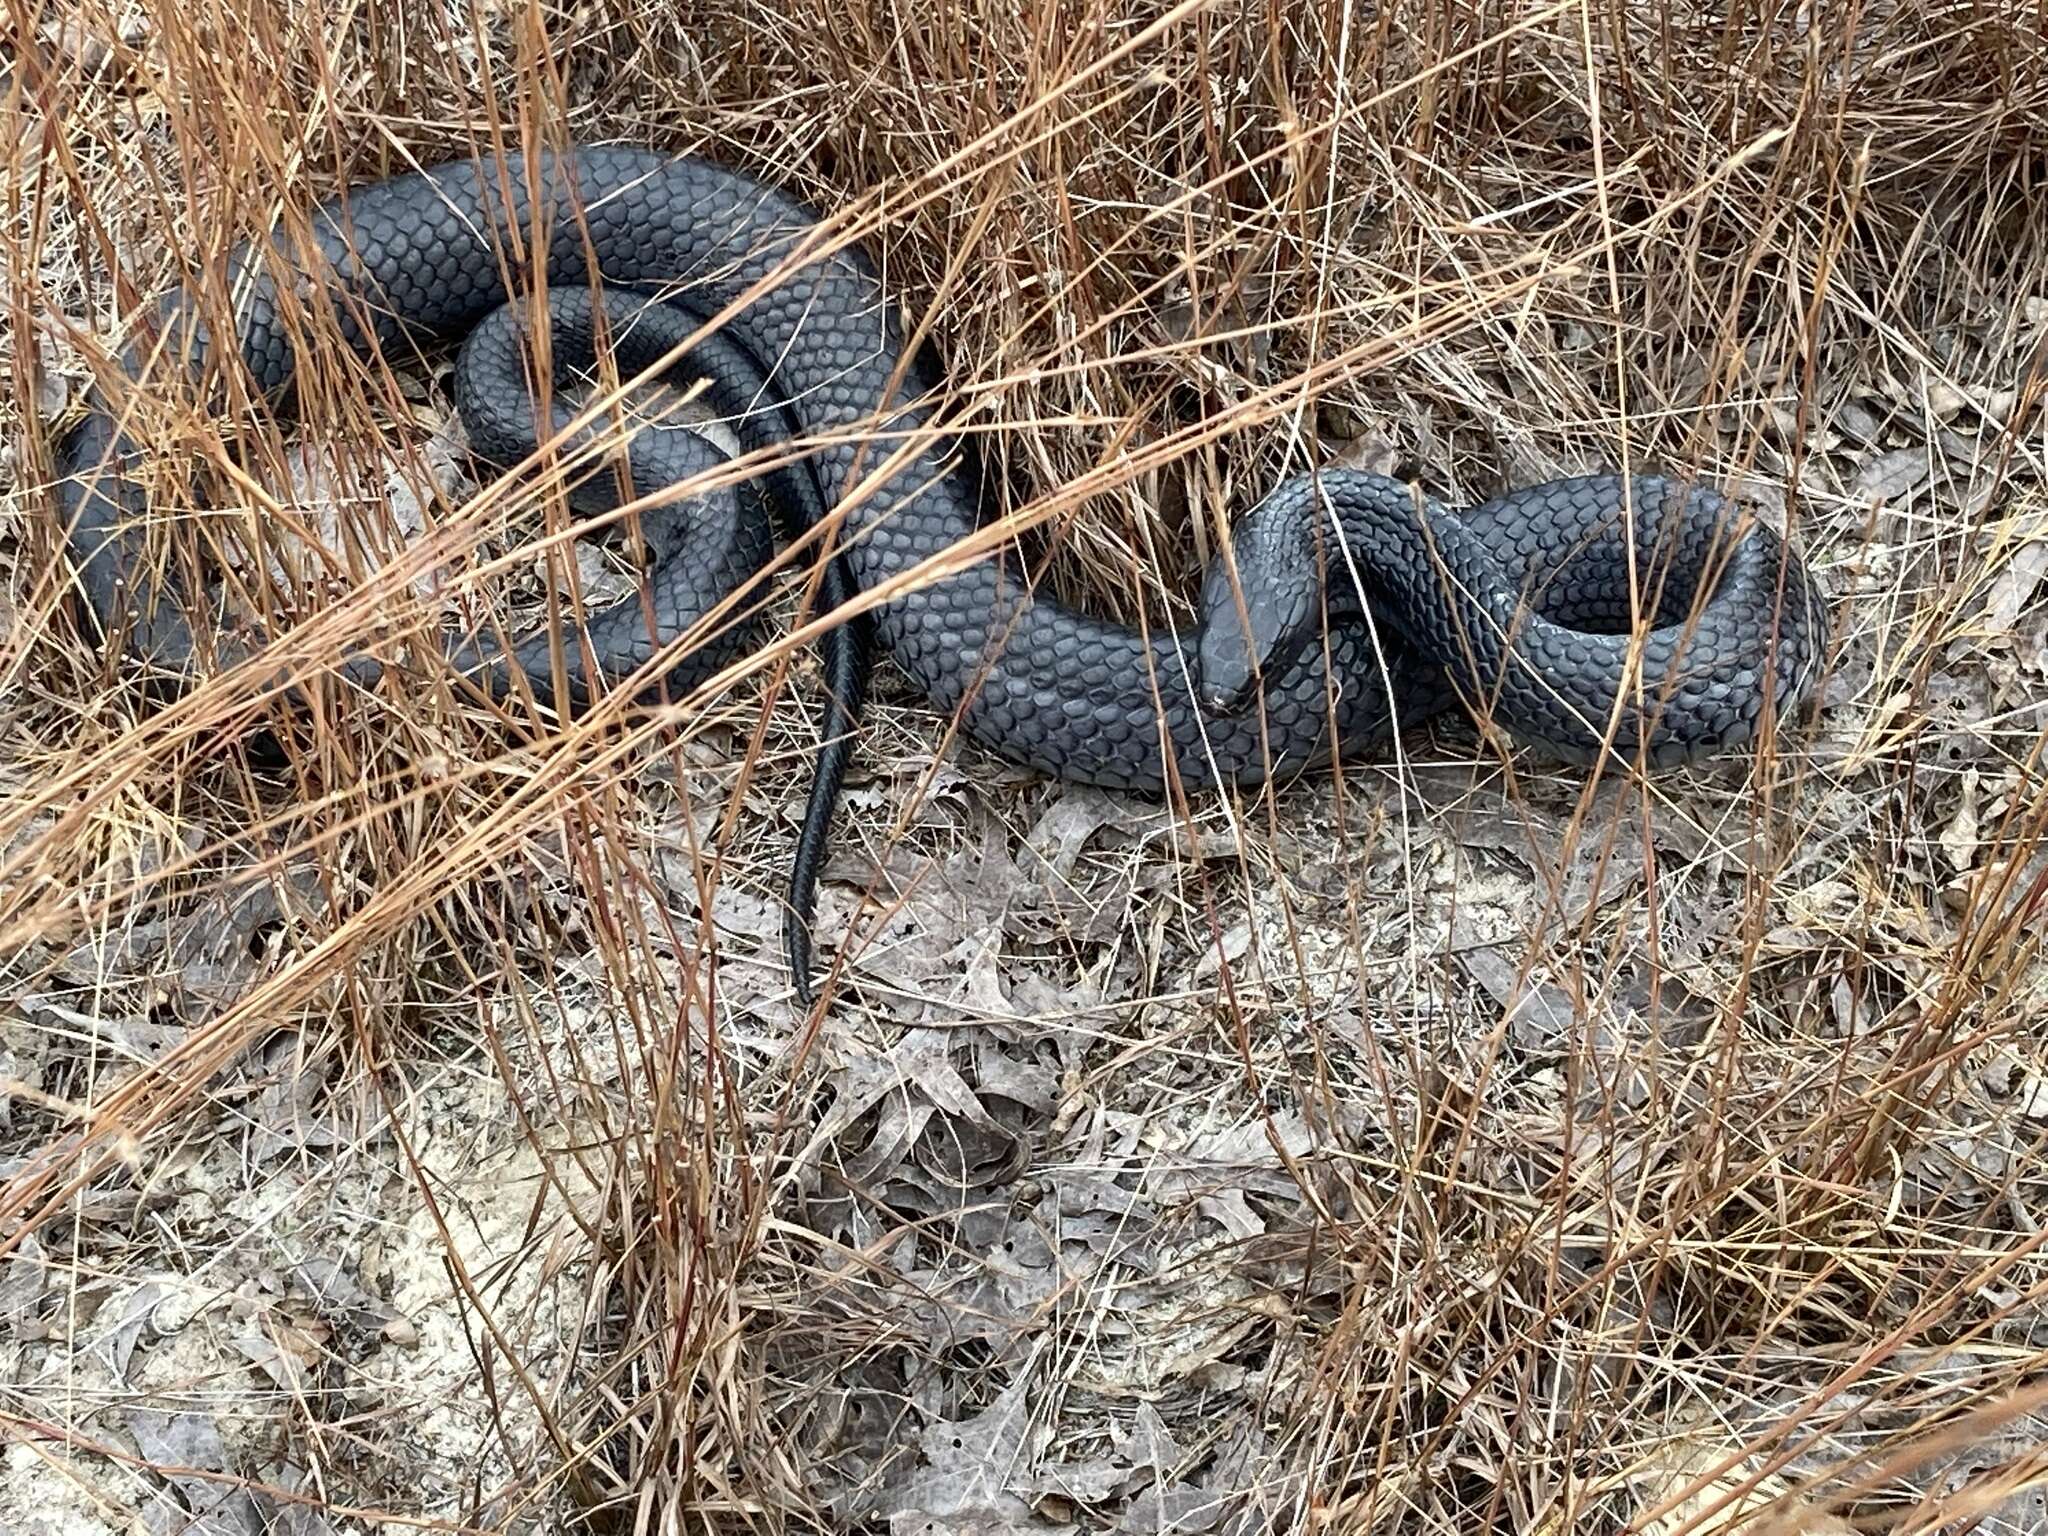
[291, 1254, 397, 1332]
[36, 7, 150, 73]
[887, 1378, 1053, 1535]
[1406, 768, 1695, 920]
[1192, 1186, 1264, 1242]
[1461, 943, 1584, 1051]
[814, 1030, 1038, 1219]
[1173, 1108, 1343, 1170]
[786, 1358, 921, 1522]
[35, 333, 73, 420]
[233, 1331, 309, 1394]
[255, 1466, 338, 1536]
[1831, 398, 1886, 444]
[1614, 1439, 1853, 1536]
[1923, 372, 1971, 421]
[1850, 446, 1928, 507]
[1043, 1170, 1160, 1245]
[93, 1281, 165, 1383]
[0, 1233, 51, 1335]
[1327, 428, 1402, 476]
[1940, 769, 1981, 873]
[1983, 539, 2048, 638]
[969, 1035, 1057, 1117]
[1035, 1458, 1130, 1503]
[126, 1408, 265, 1536]
[1117, 1484, 1231, 1535]
[247, 1033, 378, 1158]
[1116, 1421, 1295, 1536]
[900, 1251, 1056, 1356]
[1191, 918, 1253, 983]
[1112, 1403, 1187, 1482]
[277, 424, 466, 607]
[58, 857, 326, 1021]
[0, 1031, 39, 1133]
[1020, 785, 1153, 882]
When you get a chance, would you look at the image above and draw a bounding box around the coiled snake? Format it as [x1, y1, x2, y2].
[52, 143, 1828, 1002]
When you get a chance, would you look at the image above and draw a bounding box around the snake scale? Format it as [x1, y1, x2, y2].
[51, 142, 1828, 1002]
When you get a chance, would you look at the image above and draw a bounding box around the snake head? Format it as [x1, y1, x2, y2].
[1197, 566, 1279, 711]
[1195, 496, 1320, 713]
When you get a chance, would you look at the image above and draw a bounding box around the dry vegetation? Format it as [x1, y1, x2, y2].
[4, 0, 2048, 1530]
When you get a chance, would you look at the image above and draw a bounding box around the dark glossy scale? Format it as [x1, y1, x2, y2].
[440, 290, 776, 705]
[449, 288, 870, 1002]
[1197, 471, 1828, 768]
[52, 142, 1826, 1003]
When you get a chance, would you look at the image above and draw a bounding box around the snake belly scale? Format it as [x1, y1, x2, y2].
[52, 142, 1828, 1001]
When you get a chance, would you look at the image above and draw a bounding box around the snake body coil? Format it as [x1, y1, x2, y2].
[53, 143, 1827, 998]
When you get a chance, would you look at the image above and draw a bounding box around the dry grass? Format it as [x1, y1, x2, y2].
[4, 0, 2048, 1531]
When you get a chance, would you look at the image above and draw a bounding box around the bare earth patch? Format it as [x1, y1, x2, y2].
[6, 1, 2048, 1533]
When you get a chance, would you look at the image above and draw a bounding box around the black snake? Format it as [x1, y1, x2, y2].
[51, 142, 1828, 1001]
